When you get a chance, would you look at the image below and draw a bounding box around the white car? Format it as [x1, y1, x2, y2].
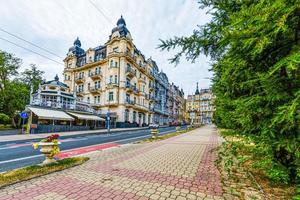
[149, 123, 159, 129]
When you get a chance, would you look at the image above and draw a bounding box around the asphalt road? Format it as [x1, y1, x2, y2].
[0, 126, 183, 172]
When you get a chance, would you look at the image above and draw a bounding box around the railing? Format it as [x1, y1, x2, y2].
[125, 67, 136, 76]
[75, 76, 85, 81]
[125, 99, 135, 105]
[89, 71, 102, 77]
[31, 101, 95, 113]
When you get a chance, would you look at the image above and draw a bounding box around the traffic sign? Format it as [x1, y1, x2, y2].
[20, 112, 28, 119]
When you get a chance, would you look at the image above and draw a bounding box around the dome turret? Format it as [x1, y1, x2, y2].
[54, 74, 59, 81]
[73, 37, 81, 47]
[117, 15, 126, 27]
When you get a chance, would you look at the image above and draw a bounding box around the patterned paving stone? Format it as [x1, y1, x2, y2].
[0, 126, 227, 200]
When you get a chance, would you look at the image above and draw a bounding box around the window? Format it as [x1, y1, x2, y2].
[125, 109, 129, 122]
[68, 75, 70, 80]
[134, 97, 136, 104]
[97, 96, 100, 103]
[87, 97, 90, 103]
[114, 75, 118, 83]
[64, 74, 67, 80]
[88, 83, 90, 90]
[109, 75, 113, 84]
[95, 67, 100, 74]
[133, 111, 136, 122]
[95, 81, 100, 89]
[88, 70, 91, 76]
[126, 93, 130, 103]
[110, 60, 114, 67]
[113, 47, 119, 52]
[109, 92, 114, 101]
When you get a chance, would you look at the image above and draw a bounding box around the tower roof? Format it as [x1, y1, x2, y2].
[73, 37, 81, 47]
[195, 82, 200, 95]
[117, 15, 126, 27]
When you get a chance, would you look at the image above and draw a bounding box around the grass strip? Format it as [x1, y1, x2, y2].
[0, 157, 89, 188]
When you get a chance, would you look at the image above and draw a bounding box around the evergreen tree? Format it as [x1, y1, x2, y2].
[159, 0, 300, 183]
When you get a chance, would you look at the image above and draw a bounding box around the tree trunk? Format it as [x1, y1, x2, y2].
[11, 116, 16, 128]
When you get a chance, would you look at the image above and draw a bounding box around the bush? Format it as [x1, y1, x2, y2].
[0, 113, 10, 126]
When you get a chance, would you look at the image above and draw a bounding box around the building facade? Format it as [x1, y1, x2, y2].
[168, 83, 185, 124]
[186, 83, 214, 125]
[63, 16, 187, 128]
[151, 60, 169, 125]
[26, 75, 104, 133]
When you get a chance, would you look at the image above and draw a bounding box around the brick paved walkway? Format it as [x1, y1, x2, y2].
[0, 126, 225, 200]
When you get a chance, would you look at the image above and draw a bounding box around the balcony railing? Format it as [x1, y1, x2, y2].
[75, 76, 85, 83]
[30, 100, 95, 113]
[125, 67, 136, 78]
[89, 86, 101, 94]
[89, 71, 102, 79]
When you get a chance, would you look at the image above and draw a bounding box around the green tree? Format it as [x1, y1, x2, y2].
[0, 51, 21, 113]
[19, 64, 44, 92]
[2, 80, 29, 127]
[0, 50, 21, 90]
[159, 0, 300, 184]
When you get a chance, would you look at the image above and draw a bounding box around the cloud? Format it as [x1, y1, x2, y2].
[0, 0, 212, 96]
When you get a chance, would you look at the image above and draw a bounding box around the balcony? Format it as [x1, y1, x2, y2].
[106, 82, 119, 89]
[106, 100, 118, 107]
[139, 63, 146, 72]
[138, 77, 146, 83]
[89, 86, 101, 94]
[138, 91, 146, 96]
[133, 86, 139, 94]
[75, 76, 85, 84]
[125, 99, 135, 107]
[125, 67, 136, 78]
[76, 90, 84, 97]
[134, 103, 148, 112]
[89, 71, 102, 80]
[125, 83, 133, 92]
[149, 83, 155, 91]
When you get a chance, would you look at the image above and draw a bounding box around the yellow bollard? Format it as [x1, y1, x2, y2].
[150, 128, 159, 139]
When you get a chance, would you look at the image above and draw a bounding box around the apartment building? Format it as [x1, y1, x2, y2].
[62, 16, 186, 128]
[63, 16, 155, 128]
[186, 83, 214, 125]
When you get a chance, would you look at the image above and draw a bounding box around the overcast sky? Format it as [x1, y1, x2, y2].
[0, 0, 212, 96]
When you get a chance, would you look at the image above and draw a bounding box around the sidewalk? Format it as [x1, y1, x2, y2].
[0, 126, 237, 200]
[0, 127, 150, 143]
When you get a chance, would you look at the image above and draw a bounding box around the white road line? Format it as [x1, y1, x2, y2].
[0, 129, 176, 165]
[0, 155, 43, 164]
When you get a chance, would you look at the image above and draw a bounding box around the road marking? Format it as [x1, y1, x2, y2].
[0, 129, 176, 164]
[0, 155, 43, 164]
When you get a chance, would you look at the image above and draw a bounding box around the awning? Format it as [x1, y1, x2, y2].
[67, 112, 105, 121]
[27, 107, 74, 121]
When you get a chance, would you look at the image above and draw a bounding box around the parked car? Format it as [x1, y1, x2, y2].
[149, 123, 159, 129]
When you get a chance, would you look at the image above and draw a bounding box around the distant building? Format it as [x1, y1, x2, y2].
[185, 83, 214, 125]
[25, 75, 104, 133]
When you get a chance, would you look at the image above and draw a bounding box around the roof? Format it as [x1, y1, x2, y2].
[42, 75, 69, 88]
[27, 107, 74, 121]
